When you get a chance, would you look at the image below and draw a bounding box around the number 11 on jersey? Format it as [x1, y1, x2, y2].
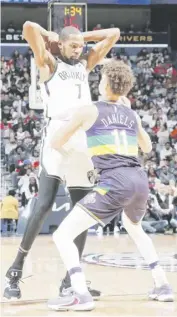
[112, 129, 129, 155]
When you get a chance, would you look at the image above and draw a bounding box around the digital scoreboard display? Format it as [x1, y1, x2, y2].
[48, 3, 87, 33]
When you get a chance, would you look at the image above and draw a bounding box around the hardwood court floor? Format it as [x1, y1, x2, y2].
[1, 234, 177, 316]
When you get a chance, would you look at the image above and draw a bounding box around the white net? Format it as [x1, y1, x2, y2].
[29, 57, 43, 110]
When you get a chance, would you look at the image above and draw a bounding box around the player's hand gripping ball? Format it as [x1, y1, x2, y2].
[45, 31, 60, 56]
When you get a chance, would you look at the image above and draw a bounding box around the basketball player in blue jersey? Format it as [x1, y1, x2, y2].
[4, 23, 120, 300]
[47, 60, 174, 311]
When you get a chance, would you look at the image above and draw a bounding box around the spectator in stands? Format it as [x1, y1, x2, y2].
[143, 20, 152, 33]
[12, 49, 19, 61]
[155, 185, 177, 231]
[108, 48, 117, 59]
[128, 24, 135, 33]
[169, 153, 177, 182]
[24, 48, 33, 61]
[25, 173, 39, 203]
[170, 196, 177, 233]
[22, 137, 34, 154]
[148, 166, 159, 189]
[147, 113, 158, 128]
[1, 119, 12, 141]
[18, 168, 32, 206]
[32, 120, 42, 139]
[160, 142, 173, 160]
[16, 127, 26, 141]
[146, 143, 160, 165]
[7, 146, 26, 173]
[15, 54, 29, 70]
[6, 22, 16, 33]
[142, 195, 168, 233]
[13, 95, 23, 113]
[153, 82, 165, 96]
[2, 105, 12, 121]
[157, 108, 167, 122]
[157, 123, 169, 147]
[93, 24, 102, 30]
[0, 190, 18, 235]
[5, 137, 16, 165]
[152, 119, 161, 134]
[29, 147, 40, 167]
[159, 165, 175, 186]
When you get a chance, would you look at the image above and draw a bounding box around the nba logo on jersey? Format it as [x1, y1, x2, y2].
[87, 170, 97, 184]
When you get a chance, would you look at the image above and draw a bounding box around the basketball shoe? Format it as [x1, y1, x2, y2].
[149, 284, 174, 302]
[3, 267, 22, 299]
[48, 291, 95, 311]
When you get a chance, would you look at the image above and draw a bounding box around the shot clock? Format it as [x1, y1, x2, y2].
[48, 2, 87, 33]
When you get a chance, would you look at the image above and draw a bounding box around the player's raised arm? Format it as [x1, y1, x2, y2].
[82, 28, 120, 72]
[51, 105, 98, 151]
[135, 113, 152, 153]
[23, 21, 56, 70]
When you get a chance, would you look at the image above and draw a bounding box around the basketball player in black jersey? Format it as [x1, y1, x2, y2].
[4, 23, 120, 299]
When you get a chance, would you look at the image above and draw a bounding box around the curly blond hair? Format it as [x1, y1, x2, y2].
[102, 59, 135, 96]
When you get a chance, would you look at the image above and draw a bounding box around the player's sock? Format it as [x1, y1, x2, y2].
[149, 262, 168, 287]
[69, 269, 88, 294]
[53, 205, 97, 293]
[122, 212, 169, 287]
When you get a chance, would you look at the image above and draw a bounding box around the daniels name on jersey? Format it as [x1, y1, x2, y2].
[40, 58, 92, 119]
